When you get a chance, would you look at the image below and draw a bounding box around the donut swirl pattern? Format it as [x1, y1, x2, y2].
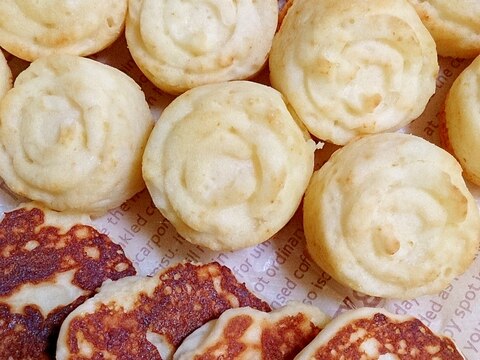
[270, 0, 438, 145]
[0, 55, 153, 215]
[408, 0, 480, 58]
[126, 0, 278, 95]
[0, 1, 127, 61]
[303, 133, 480, 299]
[143, 81, 315, 251]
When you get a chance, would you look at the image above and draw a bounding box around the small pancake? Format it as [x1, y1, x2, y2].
[294, 307, 464, 359]
[56, 262, 270, 360]
[174, 301, 330, 360]
[0, 202, 136, 360]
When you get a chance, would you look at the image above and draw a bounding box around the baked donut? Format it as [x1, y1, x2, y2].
[441, 55, 480, 185]
[0, 54, 153, 216]
[408, 0, 480, 58]
[143, 81, 315, 251]
[0, 0, 127, 61]
[303, 133, 480, 299]
[270, 0, 438, 145]
[126, 0, 278, 95]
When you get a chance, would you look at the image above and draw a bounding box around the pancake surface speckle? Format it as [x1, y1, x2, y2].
[56, 262, 270, 360]
[0, 203, 136, 360]
[294, 307, 464, 359]
[174, 301, 330, 360]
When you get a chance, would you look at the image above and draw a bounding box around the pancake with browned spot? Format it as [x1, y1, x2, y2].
[174, 301, 330, 360]
[0, 202, 136, 360]
[56, 262, 270, 360]
[294, 307, 464, 359]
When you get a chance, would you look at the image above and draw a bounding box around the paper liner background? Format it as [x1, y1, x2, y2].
[2, 32, 480, 359]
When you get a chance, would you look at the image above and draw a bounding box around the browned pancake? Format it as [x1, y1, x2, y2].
[56, 262, 271, 360]
[294, 307, 464, 359]
[0, 203, 136, 359]
[173, 302, 330, 360]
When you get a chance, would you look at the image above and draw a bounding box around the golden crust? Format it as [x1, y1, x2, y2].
[295, 307, 464, 359]
[56, 262, 270, 360]
[174, 302, 330, 360]
[0, 202, 135, 359]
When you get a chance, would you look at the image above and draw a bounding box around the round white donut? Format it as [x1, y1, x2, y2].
[0, 0, 127, 61]
[143, 81, 315, 250]
[126, 0, 278, 95]
[303, 133, 480, 299]
[270, 0, 438, 145]
[0, 54, 153, 215]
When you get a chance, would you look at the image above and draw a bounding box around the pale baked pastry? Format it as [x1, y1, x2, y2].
[56, 262, 270, 360]
[0, 54, 153, 216]
[294, 307, 464, 359]
[126, 0, 278, 95]
[408, 0, 480, 58]
[0, 50, 12, 100]
[0, 0, 127, 61]
[270, 0, 438, 145]
[174, 302, 330, 360]
[143, 81, 315, 251]
[303, 133, 480, 299]
[0, 202, 135, 360]
[442, 55, 480, 185]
